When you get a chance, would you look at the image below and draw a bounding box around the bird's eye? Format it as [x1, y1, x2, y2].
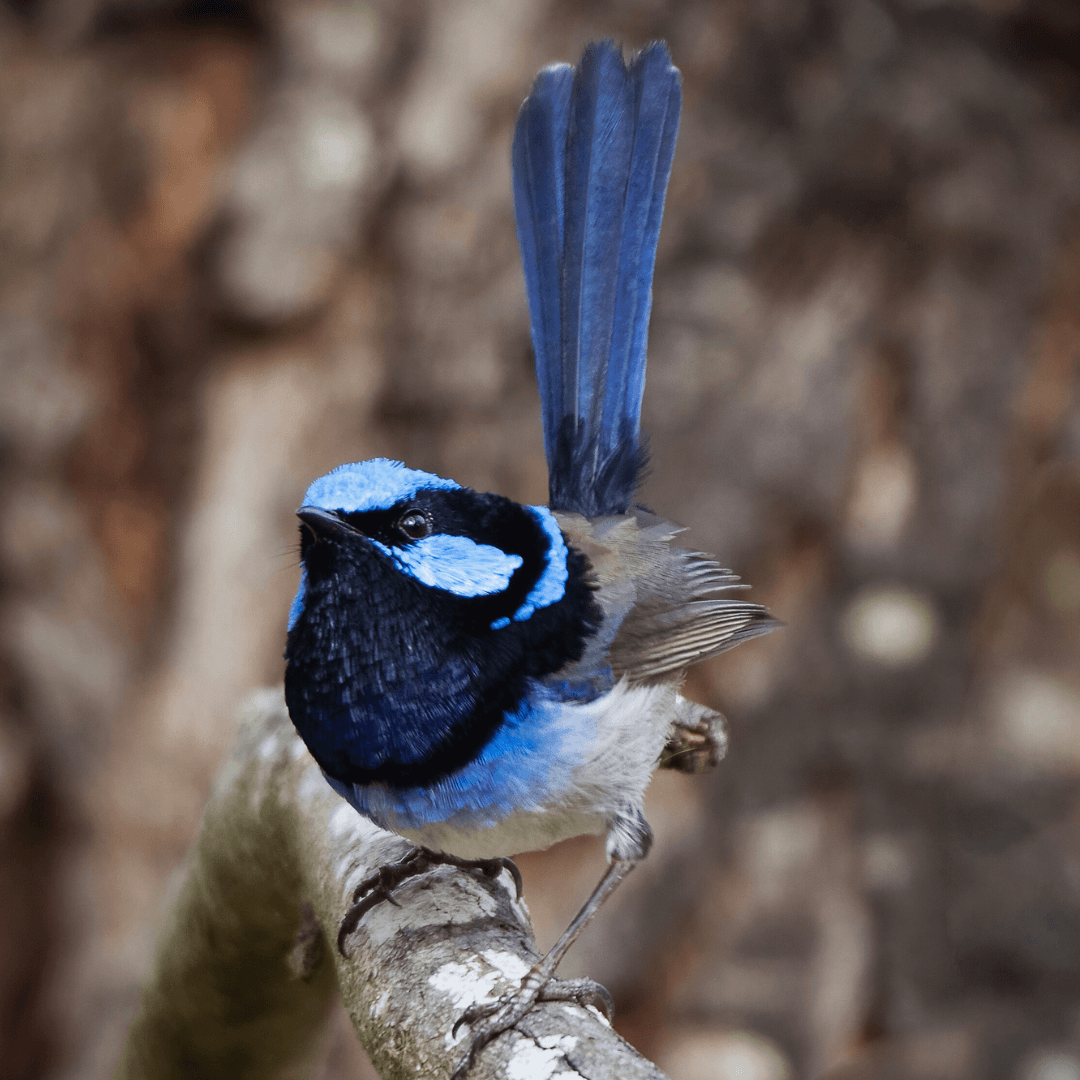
[397, 511, 430, 540]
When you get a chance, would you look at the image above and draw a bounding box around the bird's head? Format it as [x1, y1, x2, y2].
[287, 458, 588, 656]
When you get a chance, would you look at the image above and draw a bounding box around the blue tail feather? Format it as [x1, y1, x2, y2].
[512, 40, 681, 517]
[512, 63, 574, 446]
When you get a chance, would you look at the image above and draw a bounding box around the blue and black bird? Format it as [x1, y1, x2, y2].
[285, 40, 778, 1075]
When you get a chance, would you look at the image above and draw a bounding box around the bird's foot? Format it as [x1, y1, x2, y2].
[538, 977, 614, 1018]
[449, 974, 613, 1079]
[337, 848, 523, 956]
[659, 707, 726, 773]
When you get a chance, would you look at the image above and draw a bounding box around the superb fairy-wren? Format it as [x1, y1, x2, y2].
[284, 39, 778, 1077]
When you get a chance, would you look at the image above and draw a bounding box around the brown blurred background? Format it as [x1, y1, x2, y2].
[3, 0, 1080, 1077]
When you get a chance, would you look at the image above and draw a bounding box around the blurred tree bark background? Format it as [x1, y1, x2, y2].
[2, 0, 1080, 1078]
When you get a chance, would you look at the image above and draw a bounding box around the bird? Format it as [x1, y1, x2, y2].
[284, 39, 778, 1078]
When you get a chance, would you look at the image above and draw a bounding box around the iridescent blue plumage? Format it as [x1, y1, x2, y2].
[513, 41, 681, 516]
[306, 457, 461, 511]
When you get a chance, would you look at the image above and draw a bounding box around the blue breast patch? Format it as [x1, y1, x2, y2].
[327, 684, 591, 831]
[374, 534, 523, 596]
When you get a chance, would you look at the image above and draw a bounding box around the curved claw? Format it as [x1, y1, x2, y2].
[348, 849, 422, 907]
[337, 883, 405, 954]
[538, 976, 614, 1021]
[451, 994, 505, 1038]
[486, 856, 523, 899]
[338, 851, 424, 956]
[336, 905, 362, 957]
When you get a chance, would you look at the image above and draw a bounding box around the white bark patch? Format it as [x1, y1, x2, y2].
[564, 1002, 611, 1028]
[507, 1034, 581, 1080]
[429, 958, 501, 1011]
[480, 949, 531, 982]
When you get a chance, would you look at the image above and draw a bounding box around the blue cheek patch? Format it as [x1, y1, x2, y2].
[376, 534, 523, 597]
[303, 458, 459, 513]
[510, 506, 568, 622]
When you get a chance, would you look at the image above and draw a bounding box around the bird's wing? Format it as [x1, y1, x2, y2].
[556, 511, 779, 683]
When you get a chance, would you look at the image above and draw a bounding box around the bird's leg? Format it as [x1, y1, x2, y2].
[449, 810, 653, 1080]
[337, 847, 523, 956]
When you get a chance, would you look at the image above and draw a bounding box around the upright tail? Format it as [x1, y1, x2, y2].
[512, 41, 681, 518]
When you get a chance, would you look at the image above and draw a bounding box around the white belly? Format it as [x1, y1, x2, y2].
[385, 679, 680, 859]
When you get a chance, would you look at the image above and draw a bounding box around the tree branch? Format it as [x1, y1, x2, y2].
[115, 688, 670, 1080]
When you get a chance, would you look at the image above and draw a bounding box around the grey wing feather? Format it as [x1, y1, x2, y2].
[556, 511, 780, 685]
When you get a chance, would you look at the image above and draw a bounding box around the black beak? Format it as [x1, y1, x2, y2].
[297, 506, 358, 544]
